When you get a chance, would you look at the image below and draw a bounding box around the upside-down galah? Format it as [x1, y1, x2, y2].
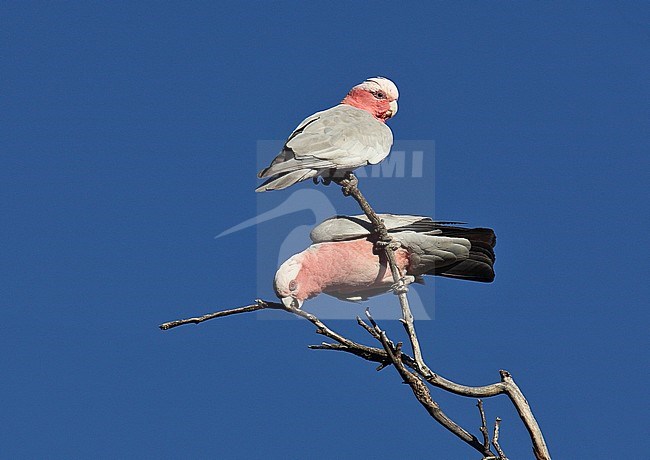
[274, 214, 496, 308]
[256, 77, 399, 192]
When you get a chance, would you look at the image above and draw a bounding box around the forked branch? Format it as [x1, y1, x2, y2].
[362, 309, 496, 458]
[159, 300, 543, 459]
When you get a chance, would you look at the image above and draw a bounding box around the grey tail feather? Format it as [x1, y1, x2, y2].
[430, 227, 496, 282]
[257, 166, 270, 178]
[255, 169, 316, 192]
[257, 158, 292, 179]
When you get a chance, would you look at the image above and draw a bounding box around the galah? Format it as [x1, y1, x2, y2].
[274, 214, 496, 308]
[256, 77, 399, 192]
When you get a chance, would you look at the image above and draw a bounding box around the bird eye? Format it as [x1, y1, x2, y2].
[375, 91, 386, 99]
[289, 280, 297, 291]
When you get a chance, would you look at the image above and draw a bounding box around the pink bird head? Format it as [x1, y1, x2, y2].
[274, 251, 307, 308]
[341, 77, 399, 122]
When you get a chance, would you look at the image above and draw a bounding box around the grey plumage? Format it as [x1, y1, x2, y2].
[256, 105, 393, 192]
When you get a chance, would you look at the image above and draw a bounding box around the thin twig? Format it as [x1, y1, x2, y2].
[493, 417, 507, 459]
[159, 302, 266, 329]
[161, 299, 394, 367]
[478, 399, 490, 452]
[356, 312, 380, 339]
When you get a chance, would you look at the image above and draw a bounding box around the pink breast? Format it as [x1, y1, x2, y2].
[296, 239, 410, 299]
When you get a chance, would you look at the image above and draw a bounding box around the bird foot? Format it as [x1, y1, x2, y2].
[337, 172, 358, 196]
[374, 238, 400, 252]
[391, 276, 415, 295]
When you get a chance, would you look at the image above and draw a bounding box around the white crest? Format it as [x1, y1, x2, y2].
[274, 253, 303, 296]
[357, 77, 399, 100]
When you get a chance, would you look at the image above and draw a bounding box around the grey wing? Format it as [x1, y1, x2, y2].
[398, 228, 496, 282]
[310, 214, 451, 243]
[256, 112, 324, 177]
[258, 105, 393, 179]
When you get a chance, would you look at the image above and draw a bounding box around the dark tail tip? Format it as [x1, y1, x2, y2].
[435, 227, 496, 282]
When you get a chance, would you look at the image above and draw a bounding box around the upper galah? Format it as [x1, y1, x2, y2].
[274, 214, 496, 308]
[256, 77, 399, 192]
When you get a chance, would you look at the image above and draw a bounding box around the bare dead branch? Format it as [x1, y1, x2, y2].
[364, 309, 495, 458]
[419, 365, 550, 458]
[418, 366, 549, 459]
[160, 299, 549, 458]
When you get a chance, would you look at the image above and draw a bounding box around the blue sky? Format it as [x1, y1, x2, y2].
[2, 1, 648, 458]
